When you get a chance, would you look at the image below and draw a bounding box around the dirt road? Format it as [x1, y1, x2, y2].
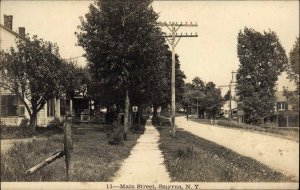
[176, 116, 299, 180]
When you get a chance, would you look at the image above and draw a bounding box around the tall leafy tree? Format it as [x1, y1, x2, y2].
[283, 37, 299, 111]
[182, 78, 222, 118]
[0, 35, 65, 132]
[204, 82, 222, 118]
[286, 37, 299, 89]
[76, 0, 168, 134]
[236, 27, 288, 125]
[159, 53, 186, 111]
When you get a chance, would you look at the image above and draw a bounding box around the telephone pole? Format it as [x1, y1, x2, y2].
[156, 22, 198, 137]
[219, 71, 237, 120]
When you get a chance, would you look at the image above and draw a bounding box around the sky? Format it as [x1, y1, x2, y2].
[1, 0, 299, 93]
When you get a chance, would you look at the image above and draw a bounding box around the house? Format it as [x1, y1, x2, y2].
[0, 15, 68, 127]
[274, 91, 299, 127]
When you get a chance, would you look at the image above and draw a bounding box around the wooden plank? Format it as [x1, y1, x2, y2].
[25, 151, 64, 174]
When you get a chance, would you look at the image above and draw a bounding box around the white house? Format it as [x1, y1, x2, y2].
[0, 15, 66, 126]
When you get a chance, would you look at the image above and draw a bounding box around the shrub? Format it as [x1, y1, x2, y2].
[71, 117, 81, 125]
[19, 118, 31, 136]
[48, 117, 63, 128]
[19, 118, 30, 128]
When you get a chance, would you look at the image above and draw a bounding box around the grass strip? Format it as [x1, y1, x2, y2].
[188, 117, 299, 142]
[1, 123, 144, 181]
[155, 123, 294, 182]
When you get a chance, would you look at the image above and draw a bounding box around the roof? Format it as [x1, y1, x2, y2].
[0, 24, 24, 39]
[275, 91, 286, 102]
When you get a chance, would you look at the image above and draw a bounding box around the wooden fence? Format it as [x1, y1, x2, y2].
[25, 116, 73, 181]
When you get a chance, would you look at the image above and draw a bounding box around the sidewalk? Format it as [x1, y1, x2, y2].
[176, 116, 299, 180]
[113, 117, 171, 183]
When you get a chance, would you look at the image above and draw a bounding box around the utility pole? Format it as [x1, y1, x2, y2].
[220, 71, 237, 120]
[219, 84, 232, 119]
[156, 22, 198, 137]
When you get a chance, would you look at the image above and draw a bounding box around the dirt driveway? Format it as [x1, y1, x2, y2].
[176, 116, 299, 180]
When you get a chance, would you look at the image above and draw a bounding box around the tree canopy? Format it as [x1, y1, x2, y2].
[283, 37, 299, 111]
[0, 35, 67, 131]
[236, 27, 288, 125]
[182, 77, 222, 118]
[76, 0, 183, 133]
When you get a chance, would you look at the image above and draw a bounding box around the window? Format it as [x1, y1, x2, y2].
[0, 95, 18, 116]
[277, 102, 287, 111]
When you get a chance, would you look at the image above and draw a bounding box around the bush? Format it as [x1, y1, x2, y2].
[71, 117, 81, 125]
[19, 118, 31, 136]
[47, 117, 63, 129]
[19, 118, 30, 128]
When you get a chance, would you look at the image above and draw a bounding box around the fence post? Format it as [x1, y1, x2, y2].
[64, 115, 73, 181]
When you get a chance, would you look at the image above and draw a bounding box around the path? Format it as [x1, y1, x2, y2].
[113, 117, 171, 183]
[176, 116, 299, 180]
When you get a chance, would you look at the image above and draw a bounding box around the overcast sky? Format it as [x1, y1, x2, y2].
[1, 0, 299, 92]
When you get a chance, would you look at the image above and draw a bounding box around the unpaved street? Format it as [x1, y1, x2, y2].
[176, 116, 299, 180]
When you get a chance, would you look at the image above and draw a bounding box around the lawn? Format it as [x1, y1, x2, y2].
[154, 121, 294, 182]
[1, 122, 145, 181]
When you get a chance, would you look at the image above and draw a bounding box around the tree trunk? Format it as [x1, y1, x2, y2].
[153, 104, 158, 118]
[138, 105, 141, 125]
[124, 89, 130, 140]
[29, 112, 37, 134]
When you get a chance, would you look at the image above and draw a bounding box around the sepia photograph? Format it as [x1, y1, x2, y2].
[0, 0, 299, 189]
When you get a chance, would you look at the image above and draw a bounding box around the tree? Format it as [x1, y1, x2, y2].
[158, 53, 186, 113]
[236, 27, 288, 125]
[63, 62, 92, 100]
[283, 37, 299, 111]
[286, 37, 299, 89]
[182, 78, 222, 119]
[76, 0, 167, 135]
[0, 35, 65, 132]
[204, 82, 222, 118]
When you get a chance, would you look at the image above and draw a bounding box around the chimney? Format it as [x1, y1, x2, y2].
[4, 15, 13, 30]
[18, 27, 25, 38]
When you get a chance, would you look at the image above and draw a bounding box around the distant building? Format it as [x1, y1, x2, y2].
[274, 91, 299, 127]
[0, 15, 67, 126]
